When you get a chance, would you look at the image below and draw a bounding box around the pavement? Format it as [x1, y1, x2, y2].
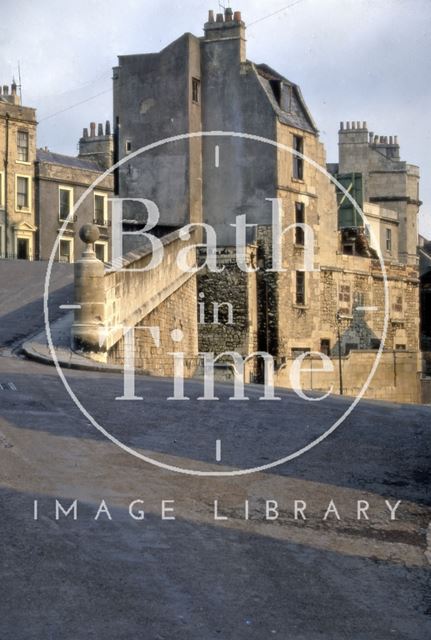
[0, 259, 431, 640]
[21, 312, 123, 373]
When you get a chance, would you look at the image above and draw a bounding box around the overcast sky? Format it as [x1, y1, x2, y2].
[1, 0, 430, 236]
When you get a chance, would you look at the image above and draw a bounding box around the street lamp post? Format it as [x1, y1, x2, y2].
[335, 311, 344, 395]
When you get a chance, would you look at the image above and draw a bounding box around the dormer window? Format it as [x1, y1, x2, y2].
[280, 84, 292, 112]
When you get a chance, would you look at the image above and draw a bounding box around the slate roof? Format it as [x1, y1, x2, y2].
[37, 149, 102, 172]
[253, 62, 318, 134]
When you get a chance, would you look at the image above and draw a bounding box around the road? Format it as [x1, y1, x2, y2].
[0, 260, 430, 639]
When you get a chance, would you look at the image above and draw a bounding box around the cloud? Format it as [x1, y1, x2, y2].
[1, 0, 429, 235]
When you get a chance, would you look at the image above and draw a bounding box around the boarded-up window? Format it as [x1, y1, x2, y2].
[393, 295, 403, 313]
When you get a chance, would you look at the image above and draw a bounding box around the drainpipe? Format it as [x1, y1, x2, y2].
[4, 112, 10, 258]
[336, 311, 344, 395]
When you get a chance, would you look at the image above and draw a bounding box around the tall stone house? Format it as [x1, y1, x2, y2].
[111, 8, 422, 401]
[0, 82, 37, 260]
[0, 83, 113, 263]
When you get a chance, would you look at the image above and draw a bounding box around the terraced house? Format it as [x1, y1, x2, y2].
[0, 81, 37, 260]
[0, 84, 113, 263]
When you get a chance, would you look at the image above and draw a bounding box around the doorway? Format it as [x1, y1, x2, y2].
[17, 238, 29, 260]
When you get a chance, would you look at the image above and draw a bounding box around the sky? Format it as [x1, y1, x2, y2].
[1, 0, 430, 236]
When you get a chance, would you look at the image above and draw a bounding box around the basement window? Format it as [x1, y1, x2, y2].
[192, 78, 200, 104]
[125, 140, 132, 153]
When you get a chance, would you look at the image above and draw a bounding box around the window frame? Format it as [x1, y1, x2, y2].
[15, 174, 31, 212]
[93, 191, 108, 225]
[192, 77, 201, 104]
[295, 202, 305, 245]
[385, 228, 392, 253]
[94, 241, 108, 263]
[58, 186, 74, 221]
[59, 237, 74, 263]
[17, 129, 29, 163]
[295, 270, 305, 305]
[292, 135, 304, 180]
[320, 339, 331, 356]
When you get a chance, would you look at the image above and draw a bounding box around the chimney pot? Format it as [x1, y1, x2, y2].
[97, 123, 103, 136]
[363, 121, 367, 129]
[394, 135, 398, 145]
[225, 7, 233, 21]
[379, 136, 384, 143]
[346, 121, 350, 130]
[374, 135, 378, 143]
[369, 132, 373, 142]
[389, 136, 393, 144]
[356, 121, 361, 129]
[233, 10, 242, 22]
[83, 127, 88, 138]
[216, 12, 224, 22]
[105, 120, 111, 136]
[11, 81, 17, 95]
[208, 9, 215, 22]
[340, 121, 344, 130]
[3, 85, 8, 95]
[90, 122, 96, 136]
[352, 121, 356, 129]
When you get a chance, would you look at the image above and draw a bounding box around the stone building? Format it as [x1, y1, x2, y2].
[328, 122, 420, 266]
[0, 82, 114, 263]
[0, 81, 37, 260]
[37, 121, 113, 263]
[107, 8, 421, 401]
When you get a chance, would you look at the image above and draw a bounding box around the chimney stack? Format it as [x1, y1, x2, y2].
[204, 8, 246, 62]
